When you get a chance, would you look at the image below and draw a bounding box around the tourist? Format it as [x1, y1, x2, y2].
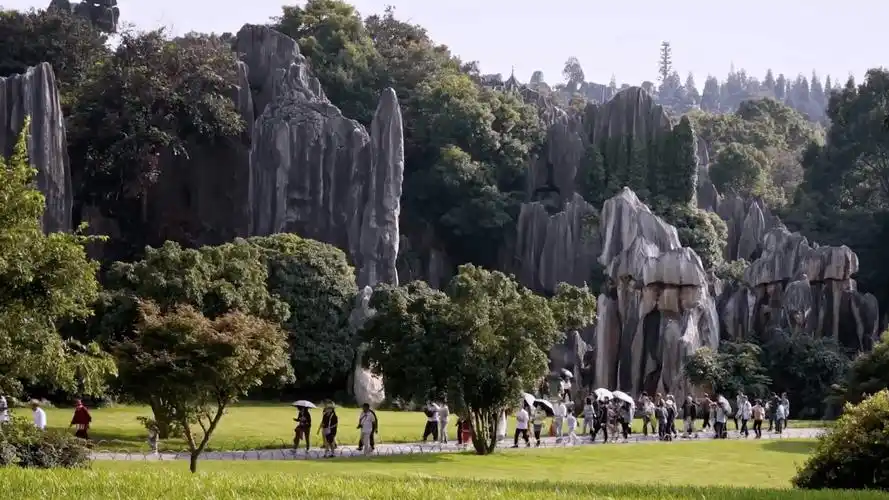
[591, 398, 609, 443]
[293, 406, 312, 451]
[767, 393, 779, 431]
[737, 395, 752, 438]
[714, 399, 727, 439]
[665, 395, 677, 438]
[0, 394, 9, 424]
[358, 403, 377, 456]
[357, 406, 378, 452]
[147, 422, 159, 453]
[639, 393, 655, 436]
[553, 399, 567, 442]
[734, 392, 744, 430]
[422, 402, 439, 442]
[531, 404, 547, 447]
[681, 396, 697, 437]
[781, 392, 791, 427]
[775, 399, 787, 434]
[457, 415, 471, 446]
[751, 399, 765, 438]
[700, 394, 712, 431]
[513, 403, 530, 448]
[318, 404, 338, 458]
[618, 402, 632, 442]
[566, 409, 578, 445]
[655, 400, 667, 441]
[438, 402, 450, 444]
[607, 400, 620, 442]
[31, 400, 46, 430]
[582, 396, 595, 435]
[69, 399, 92, 440]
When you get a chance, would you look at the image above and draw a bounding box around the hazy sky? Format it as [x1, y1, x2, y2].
[4, 0, 887, 86]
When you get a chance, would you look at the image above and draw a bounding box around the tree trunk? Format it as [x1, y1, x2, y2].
[470, 410, 497, 455]
[189, 452, 198, 473]
[149, 398, 175, 439]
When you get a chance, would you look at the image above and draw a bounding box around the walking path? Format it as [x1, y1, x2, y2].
[91, 427, 824, 462]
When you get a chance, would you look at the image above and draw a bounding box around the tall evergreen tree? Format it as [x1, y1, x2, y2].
[685, 72, 700, 104]
[764, 69, 776, 94]
[658, 41, 672, 83]
[775, 73, 787, 100]
[701, 75, 720, 111]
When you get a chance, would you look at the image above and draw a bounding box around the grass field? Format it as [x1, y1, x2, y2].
[4, 440, 885, 499]
[9, 403, 832, 452]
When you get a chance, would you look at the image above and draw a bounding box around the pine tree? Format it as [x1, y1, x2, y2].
[764, 69, 776, 94]
[668, 117, 698, 205]
[775, 73, 787, 100]
[701, 75, 720, 111]
[658, 41, 672, 83]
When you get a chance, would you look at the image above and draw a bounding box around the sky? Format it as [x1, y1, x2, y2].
[4, 0, 887, 87]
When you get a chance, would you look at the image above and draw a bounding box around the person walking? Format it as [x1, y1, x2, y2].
[512, 404, 531, 448]
[751, 399, 765, 438]
[591, 398, 609, 443]
[566, 409, 578, 445]
[318, 404, 339, 458]
[618, 402, 632, 442]
[734, 393, 744, 431]
[31, 401, 46, 430]
[639, 393, 655, 436]
[438, 403, 450, 444]
[357, 406, 378, 452]
[655, 400, 667, 441]
[700, 394, 712, 432]
[665, 395, 678, 439]
[553, 399, 567, 443]
[737, 395, 752, 438]
[293, 407, 312, 451]
[714, 400, 727, 439]
[531, 404, 547, 447]
[422, 403, 439, 442]
[780, 392, 791, 427]
[681, 396, 697, 437]
[767, 393, 779, 432]
[69, 399, 92, 440]
[775, 399, 787, 435]
[358, 403, 377, 456]
[582, 397, 595, 435]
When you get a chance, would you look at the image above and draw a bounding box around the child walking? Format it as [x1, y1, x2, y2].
[566, 410, 578, 445]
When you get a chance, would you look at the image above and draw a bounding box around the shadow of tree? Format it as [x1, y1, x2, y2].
[762, 440, 817, 454]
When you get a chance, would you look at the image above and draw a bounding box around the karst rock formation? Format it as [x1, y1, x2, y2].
[0, 62, 72, 233]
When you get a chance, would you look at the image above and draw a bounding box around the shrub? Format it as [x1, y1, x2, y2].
[0, 416, 90, 468]
[793, 390, 889, 490]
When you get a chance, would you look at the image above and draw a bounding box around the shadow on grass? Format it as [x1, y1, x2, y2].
[762, 440, 817, 454]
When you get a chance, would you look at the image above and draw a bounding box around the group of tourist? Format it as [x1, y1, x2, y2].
[0, 396, 92, 437]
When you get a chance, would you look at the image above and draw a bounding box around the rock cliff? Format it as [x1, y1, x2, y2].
[0, 62, 72, 233]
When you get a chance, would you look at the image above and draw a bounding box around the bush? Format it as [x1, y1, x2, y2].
[793, 390, 889, 490]
[0, 417, 90, 468]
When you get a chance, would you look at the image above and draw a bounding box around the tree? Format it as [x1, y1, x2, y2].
[115, 301, 292, 472]
[710, 142, 771, 199]
[843, 331, 889, 403]
[247, 234, 358, 388]
[658, 204, 726, 270]
[562, 56, 584, 91]
[657, 41, 672, 84]
[684, 341, 771, 397]
[67, 29, 245, 261]
[701, 75, 720, 111]
[684, 73, 700, 105]
[0, 128, 115, 396]
[362, 266, 595, 455]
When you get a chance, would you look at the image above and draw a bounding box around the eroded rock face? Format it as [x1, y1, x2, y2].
[595, 188, 719, 400]
[0, 62, 71, 233]
[49, 0, 120, 33]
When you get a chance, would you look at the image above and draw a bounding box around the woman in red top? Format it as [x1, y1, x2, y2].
[69, 400, 92, 440]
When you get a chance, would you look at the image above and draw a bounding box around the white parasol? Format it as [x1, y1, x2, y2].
[717, 395, 731, 412]
[612, 390, 635, 406]
[594, 388, 613, 401]
[533, 399, 555, 416]
[560, 368, 574, 379]
[521, 392, 537, 408]
[292, 400, 316, 409]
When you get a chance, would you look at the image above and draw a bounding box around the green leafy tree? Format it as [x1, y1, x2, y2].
[67, 29, 244, 261]
[363, 266, 594, 455]
[562, 56, 584, 91]
[842, 331, 889, 403]
[684, 341, 771, 397]
[710, 142, 771, 198]
[0, 129, 115, 396]
[657, 41, 672, 84]
[115, 302, 292, 472]
[247, 234, 358, 388]
[659, 204, 726, 270]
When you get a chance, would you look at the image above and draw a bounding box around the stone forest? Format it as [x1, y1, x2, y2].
[1, 0, 888, 429]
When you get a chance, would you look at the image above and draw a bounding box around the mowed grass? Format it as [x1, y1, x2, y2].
[16, 402, 831, 452]
[5, 440, 885, 499]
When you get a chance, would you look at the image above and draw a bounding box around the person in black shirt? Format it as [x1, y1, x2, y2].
[293, 407, 312, 451]
[591, 398, 609, 443]
[318, 405, 339, 458]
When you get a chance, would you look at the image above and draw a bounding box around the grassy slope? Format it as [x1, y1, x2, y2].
[28, 403, 830, 452]
[5, 440, 885, 499]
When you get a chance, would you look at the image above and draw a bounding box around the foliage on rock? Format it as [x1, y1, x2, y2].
[362, 266, 594, 454]
[793, 390, 889, 490]
[684, 341, 771, 397]
[0, 131, 115, 397]
[114, 301, 292, 472]
[658, 204, 727, 270]
[247, 234, 358, 388]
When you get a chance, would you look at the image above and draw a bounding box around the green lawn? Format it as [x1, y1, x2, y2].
[4, 440, 884, 499]
[13, 403, 831, 452]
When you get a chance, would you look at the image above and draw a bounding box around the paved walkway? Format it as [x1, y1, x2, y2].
[91, 427, 825, 462]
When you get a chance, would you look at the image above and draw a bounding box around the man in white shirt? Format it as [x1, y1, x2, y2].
[512, 404, 530, 448]
[438, 403, 450, 443]
[358, 403, 377, 455]
[31, 401, 46, 430]
[553, 400, 567, 442]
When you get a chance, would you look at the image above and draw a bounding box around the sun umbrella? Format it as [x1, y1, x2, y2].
[292, 400, 316, 409]
[533, 399, 555, 416]
[717, 395, 731, 412]
[612, 390, 635, 406]
[594, 388, 613, 401]
[521, 392, 537, 408]
[560, 368, 574, 379]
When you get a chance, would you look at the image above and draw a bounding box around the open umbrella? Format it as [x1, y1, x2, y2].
[560, 368, 574, 379]
[292, 400, 316, 409]
[612, 390, 635, 406]
[594, 388, 613, 401]
[521, 392, 537, 408]
[533, 399, 555, 416]
[717, 395, 731, 412]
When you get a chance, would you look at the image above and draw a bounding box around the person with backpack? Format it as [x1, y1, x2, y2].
[357, 403, 377, 456]
[318, 404, 339, 458]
